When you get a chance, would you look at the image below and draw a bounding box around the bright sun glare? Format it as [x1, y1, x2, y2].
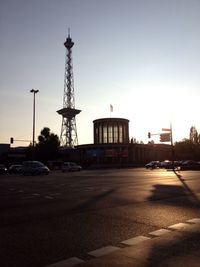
[113, 88, 197, 144]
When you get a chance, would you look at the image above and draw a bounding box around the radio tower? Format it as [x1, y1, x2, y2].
[57, 31, 81, 147]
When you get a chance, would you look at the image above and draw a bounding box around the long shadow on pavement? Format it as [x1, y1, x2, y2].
[143, 170, 200, 266]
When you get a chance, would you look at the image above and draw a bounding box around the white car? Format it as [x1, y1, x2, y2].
[62, 162, 82, 172]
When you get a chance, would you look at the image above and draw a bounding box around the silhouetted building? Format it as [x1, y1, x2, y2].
[93, 118, 129, 144]
[75, 117, 171, 168]
[0, 144, 10, 162]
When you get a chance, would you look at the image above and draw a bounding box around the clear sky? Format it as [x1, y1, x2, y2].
[1, 0, 200, 147]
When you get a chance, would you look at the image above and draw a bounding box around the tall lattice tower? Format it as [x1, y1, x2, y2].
[57, 33, 81, 147]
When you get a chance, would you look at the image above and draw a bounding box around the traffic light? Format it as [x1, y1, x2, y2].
[160, 133, 171, 142]
[10, 137, 14, 144]
[148, 132, 151, 139]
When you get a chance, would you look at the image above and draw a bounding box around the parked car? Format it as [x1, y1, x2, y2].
[62, 162, 82, 172]
[145, 161, 160, 169]
[0, 164, 7, 174]
[21, 161, 50, 175]
[180, 160, 200, 170]
[160, 160, 173, 169]
[8, 164, 22, 174]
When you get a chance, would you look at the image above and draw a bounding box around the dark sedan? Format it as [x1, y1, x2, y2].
[8, 164, 22, 174]
[145, 161, 160, 169]
[21, 161, 50, 175]
[180, 160, 200, 170]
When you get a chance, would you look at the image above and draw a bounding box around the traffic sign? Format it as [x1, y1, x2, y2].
[160, 133, 171, 142]
[162, 128, 171, 132]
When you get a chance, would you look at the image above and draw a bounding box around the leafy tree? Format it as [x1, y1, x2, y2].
[189, 126, 198, 144]
[35, 127, 60, 162]
[174, 126, 200, 160]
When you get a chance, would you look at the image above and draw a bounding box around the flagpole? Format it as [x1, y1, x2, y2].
[110, 104, 113, 117]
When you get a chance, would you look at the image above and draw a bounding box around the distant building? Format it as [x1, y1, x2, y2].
[69, 118, 170, 168]
[93, 118, 129, 144]
[1, 118, 171, 168]
[0, 144, 10, 153]
[74, 117, 171, 168]
[0, 144, 10, 161]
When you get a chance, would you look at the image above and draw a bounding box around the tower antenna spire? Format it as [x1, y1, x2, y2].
[57, 33, 81, 148]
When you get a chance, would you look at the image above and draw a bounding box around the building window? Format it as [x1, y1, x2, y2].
[119, 125, 123, 143]
[103, 125, 107, 143]
[99, 125, 102, 144]
[108, 125, 113, 143]
[123, 125, 127, 142]
[113, 125, 118, 143]
[95, 127, 98, 143]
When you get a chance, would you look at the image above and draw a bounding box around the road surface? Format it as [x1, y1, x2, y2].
[0, 168, 200, 267]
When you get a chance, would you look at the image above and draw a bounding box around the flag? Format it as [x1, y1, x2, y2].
[110, 104, 113, 112]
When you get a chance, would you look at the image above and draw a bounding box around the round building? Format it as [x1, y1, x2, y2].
[93, 118, 129, 144]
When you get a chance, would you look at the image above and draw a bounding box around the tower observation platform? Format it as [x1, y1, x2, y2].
[57, 33, 81, 148]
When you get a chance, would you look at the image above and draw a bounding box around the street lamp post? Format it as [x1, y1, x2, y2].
[30, 89, 39, 159]
[170, 120, 175, 171]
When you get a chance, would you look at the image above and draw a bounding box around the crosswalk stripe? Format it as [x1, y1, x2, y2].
[45, 257, 84, 267]
[88, 246, 120, 257]
[149, 229, 172, 237]
[121, 235, 150, 246]
[45, 217, 200, 267]
[168, 223, 191, 230]
[187, 218, 200, 224]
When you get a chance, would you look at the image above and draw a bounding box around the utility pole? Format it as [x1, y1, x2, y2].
[170, 121, 175, 170]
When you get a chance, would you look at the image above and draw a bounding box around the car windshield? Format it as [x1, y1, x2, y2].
[23, 161, 44, 167]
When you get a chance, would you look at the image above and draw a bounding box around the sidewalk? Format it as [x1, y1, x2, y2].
[46, 218, 200, 267]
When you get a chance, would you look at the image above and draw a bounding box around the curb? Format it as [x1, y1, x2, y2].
[45, 217, 200, 267]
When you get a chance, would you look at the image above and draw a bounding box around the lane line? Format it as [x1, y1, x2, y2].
[45, 257, 84, 267]
[148, 229, 172, 237]
[187, 218, 200, 224]
[45, 196, 54, 199]
[168, 222, 192, 230]
[44, 217, 200, 267]
[121, 235, 150, 246]
[88, 246, 120, 257]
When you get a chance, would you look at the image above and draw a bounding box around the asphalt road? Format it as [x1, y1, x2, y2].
[1, 168, 200, 267]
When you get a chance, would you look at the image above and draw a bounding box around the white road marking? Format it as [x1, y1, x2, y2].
[84, 187, 95, 191]
[88, 246, 120, 257]
[44, 218, 200, 267]
[149, 229, 172, 237]
[45, 257, 84, 267]
[168, 223, 190, 230]
[45, 196, 54, 199]
[121, 235, 150, 246]
[50, 193, 61, 196]
[187, 218, 200, 224]
[22, 196, 35, 199]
